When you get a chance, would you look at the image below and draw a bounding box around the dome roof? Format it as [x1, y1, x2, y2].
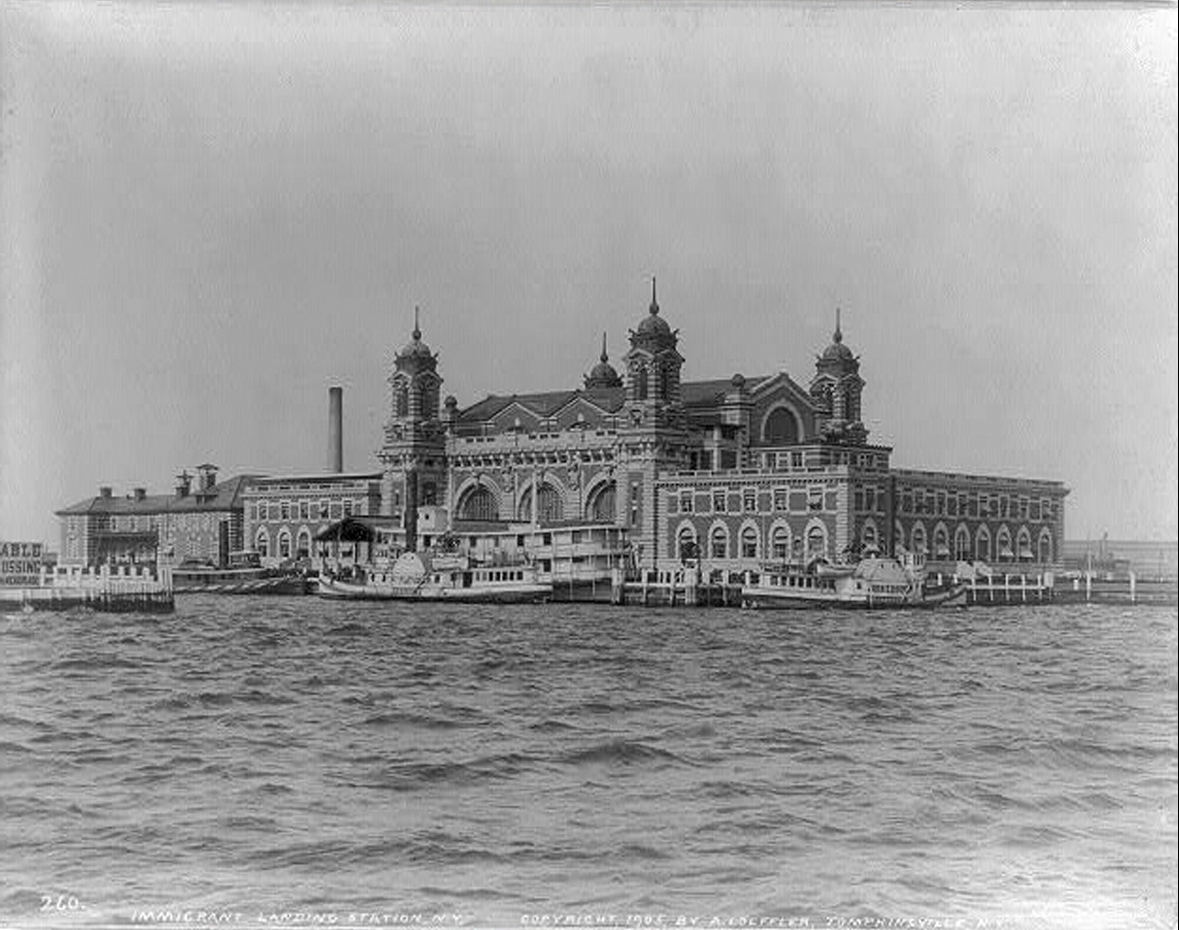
[819, 309, 857, 366]
[630, 277, 677, 351]
[395, 308, 437, 371]
[585, 332, 623, 389]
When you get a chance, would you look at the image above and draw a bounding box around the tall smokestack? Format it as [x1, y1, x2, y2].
[328, 386, 343, 473]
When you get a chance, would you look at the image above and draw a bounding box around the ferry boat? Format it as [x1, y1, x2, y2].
[741, 553, 968, 610]
[316, 550, 551, 602]
[171, 551, 313, 595]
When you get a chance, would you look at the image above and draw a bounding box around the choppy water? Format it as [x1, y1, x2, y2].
[1, 599, 1175, 930]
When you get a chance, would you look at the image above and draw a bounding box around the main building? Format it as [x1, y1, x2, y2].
[59, 284, 1068, 578]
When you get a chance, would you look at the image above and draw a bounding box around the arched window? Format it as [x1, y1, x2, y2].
[395, 383, 408, 417]
[976, 526, 992, 562]
[659, 364, 672, 400]
[710, 526, 728, 560]
[741, 526, 759, 560]
[677, 526, 698, 562]
[421, 481, 437, 506]
[255, 528, 269, 557]
[893, 520, 905, 551]
[636, 367, 649, 401]
[518, 484, 563, 523]
[771, 526, 790, 561]
[588, 483, 616, 522]
[955, 526, 971, 562]
[997, 527, 1013, 562]
[807, 525, 827, 558]
[1017, 527, 1033, 561]
[763, 407, 801, 445]
[911, 523, 927, 554]
[277, 530, 291, 560]
[296, 529, 311, 560]
[862, 521, 878, 550]
[461, 485, 497, 522]
[934, 525, 950, 559]
[1038, 529, 1053, 564]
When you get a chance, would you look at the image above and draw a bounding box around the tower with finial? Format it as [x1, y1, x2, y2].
[810, 307, 867, 443]
[623, 276, 685, 425]
[585, 332, 623, 389]
[379, 307, 447, 548]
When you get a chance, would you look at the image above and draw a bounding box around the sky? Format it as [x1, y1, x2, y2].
[2, 2, 1176, 544]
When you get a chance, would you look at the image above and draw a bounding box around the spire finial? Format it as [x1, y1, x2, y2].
[413, 305, 421, 340]
[600, 331, 609, 363]
[834, 306, 842, 344]
[649, 276, 659, 315]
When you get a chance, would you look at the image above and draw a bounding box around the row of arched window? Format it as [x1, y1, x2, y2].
[458, 482, 617, 524]
[866, 520, 1054, 563]
[675, 521, 829, 563]
[254, 527, 313, 560]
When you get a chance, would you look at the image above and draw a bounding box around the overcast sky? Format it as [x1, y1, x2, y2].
[2, 2, 1176, 544]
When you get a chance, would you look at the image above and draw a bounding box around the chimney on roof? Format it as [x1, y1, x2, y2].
[328, 386, 343, 474]
[175, 471, 192, 498]
[99, 486, 113, 498]
[196, 464, 218, 493]
[133, 487, 146, 501]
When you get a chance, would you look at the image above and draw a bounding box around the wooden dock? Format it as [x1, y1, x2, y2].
[2, 565, 174, 613]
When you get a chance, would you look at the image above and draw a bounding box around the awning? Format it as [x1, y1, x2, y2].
[314, 516, 402, 543]
[936, 544, 951, 557]
[999, 546, 1015, 559]
[1018, 547, 1034, 559]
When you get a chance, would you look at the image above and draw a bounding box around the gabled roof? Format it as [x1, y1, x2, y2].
[55, 474, 263, 517]
[681, 376, 769, 407]
[459, 387, 625, 423]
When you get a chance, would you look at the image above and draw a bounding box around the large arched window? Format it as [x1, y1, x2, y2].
[862, 520, 879, 551]
[277, 530, 291, 560]
[710, 525, 729, 560]
[636, 367, 649, 401]
[588, 483, 616, 522]
[395, 383, 409, 418]
[763, 407, 800, 445]
[807, 524, 827, 559]
[462, 485, 497, 522]
[911, 523, 928, 555]
[740, 526, 759, 560]
[255, 528, 269, 557]
[1017, 527, 1033, 561]
[518, 484, 563, 523]
[677, 525, 698, 562]
[296, 529, 311, 559]
[893, 520, 905, 551]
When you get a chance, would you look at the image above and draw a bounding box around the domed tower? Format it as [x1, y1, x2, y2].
[379, 307, 447, 551]
[810, 308, 867, 444]
[622, 277, 684, 426]
[388, 307, 443, 431]
[584, 332, 623, 389]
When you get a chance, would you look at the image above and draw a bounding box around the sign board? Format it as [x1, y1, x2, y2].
[1, 541, 44, 586]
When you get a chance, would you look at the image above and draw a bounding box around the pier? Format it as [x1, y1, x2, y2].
[1, 564, 174, 613]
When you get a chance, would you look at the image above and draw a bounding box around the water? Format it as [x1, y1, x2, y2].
[1, 599, 1175, 930]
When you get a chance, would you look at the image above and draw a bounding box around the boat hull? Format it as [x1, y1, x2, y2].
[317, 576, 551, 603]
[741, 582, 969, 610]
[172, 573, 313, 595]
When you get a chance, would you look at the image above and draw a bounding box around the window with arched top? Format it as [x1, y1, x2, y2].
[934, 525, 949, 559]
[461, 486, 497, 522]
[996, 527, 1013, 562]
[277, 530, 291, 560]
[911, 524, 928, 554]
[1017, 527, 1033, 561]
[741, 526, 759, 559]
[763, 407, 800, 445]
[588, 483, 616, 522]
[296, 529, 311, 559]
[395, 383, 409, 417]
[710, 526, 729, 560]
[677, 526, 698, 562]
[955, 526, 971, 562]
[255, 528, 269, 557]
[807, 525, 827, 558]
[771, 526, 790, 561]
[976, 526, 992, 562]
[1038, 529, 1053, 564]
[636, 367, 649, 401]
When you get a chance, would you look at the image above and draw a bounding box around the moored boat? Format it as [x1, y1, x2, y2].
[317, 550, 551, 602]
[741, 554, 967, 610]
[171, 551, 313, 595]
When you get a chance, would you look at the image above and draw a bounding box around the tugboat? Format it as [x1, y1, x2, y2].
[741, 549, 967, 610]
[317, 549, 551, 602]
[170, 550, 313, 595]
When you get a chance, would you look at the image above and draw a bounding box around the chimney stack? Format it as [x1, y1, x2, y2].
[328, 386, 343, 473]
[99, 486, 113, 498]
